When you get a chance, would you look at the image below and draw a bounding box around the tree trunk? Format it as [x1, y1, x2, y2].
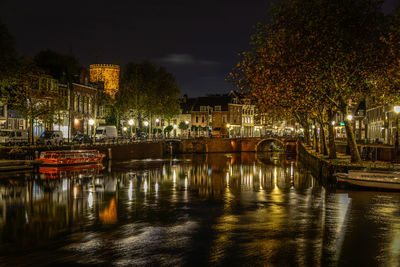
[327, 109, 337, 159]
[29, 117, 34, 145]
[343, 105, 361, 162]
[312, 119, 319, 153]
[304, 125, 310, 145]
[320, 125, 328, 155]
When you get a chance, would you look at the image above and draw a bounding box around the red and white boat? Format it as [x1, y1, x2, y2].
[36, 150, 106, 166]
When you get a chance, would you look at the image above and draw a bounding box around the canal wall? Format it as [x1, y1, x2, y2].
[297, 142, 376, 180]
[2, 141, 167, 161]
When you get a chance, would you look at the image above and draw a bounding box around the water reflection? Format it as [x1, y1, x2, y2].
[0, 153, 399, 266]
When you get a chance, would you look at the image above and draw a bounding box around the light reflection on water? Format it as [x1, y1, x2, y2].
[0, 153, 399, 266]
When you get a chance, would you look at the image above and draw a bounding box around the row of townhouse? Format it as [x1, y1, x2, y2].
[120, 91, 294, 139]
[331, 98, 400, 145]
[2, 73, 106, 141]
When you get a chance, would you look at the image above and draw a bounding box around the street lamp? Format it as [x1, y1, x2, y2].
[394, 106, 400, 151]
[347, 115, 353, 121]
[226, 123, 231, 138]
[128, 119, 134, 138]
[144, 121, 149, 126]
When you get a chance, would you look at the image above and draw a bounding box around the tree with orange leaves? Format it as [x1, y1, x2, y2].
[231, 0, 388, 162]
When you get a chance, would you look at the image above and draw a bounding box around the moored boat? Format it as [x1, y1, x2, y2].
[335, 169, 400, 190]
[36, 150, 106, 166]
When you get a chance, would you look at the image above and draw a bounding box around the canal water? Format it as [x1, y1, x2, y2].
[0, 153, 400, 266]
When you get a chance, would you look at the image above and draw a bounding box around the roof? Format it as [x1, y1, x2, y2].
[191, 94, 234, 111]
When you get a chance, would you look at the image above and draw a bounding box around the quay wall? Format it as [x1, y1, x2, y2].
[297, 143, 370, 180]
[1, 138, 298, 160]
[2, 142, 166, 161]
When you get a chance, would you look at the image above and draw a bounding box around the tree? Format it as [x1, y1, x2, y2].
[4, 57, 64, 143]
[34, 49, 83, 82]
[117, 61, 180, 131]
[231, 0, 388, 162]
[164, 125, 173, 138]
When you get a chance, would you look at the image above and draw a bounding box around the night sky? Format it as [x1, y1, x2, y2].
[0, 0, 398, 97]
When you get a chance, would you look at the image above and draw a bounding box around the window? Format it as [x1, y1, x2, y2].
[200, 106, 207, 112]
[223, 116, 227, 123]
[201, 116, 205, 123]
[215, 106, 221, 111]
[196, 116, 198, 123]
[0, 105, 4, 117]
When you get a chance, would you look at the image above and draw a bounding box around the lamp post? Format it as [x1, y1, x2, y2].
[394, 106, 400, 152]
[128, 119, 134, 139]
[185, 121, 189, 139]
[89, 119, 95, 144]
[144, 121, 149, 139]
[226, 123, 231, 138]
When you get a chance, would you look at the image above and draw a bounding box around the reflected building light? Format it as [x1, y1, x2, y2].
[290, 162, 294, 177]
[226, 172, 229, 186]
[128, 180, 133, 200]
[25, 211, 29, 224]
[88, 192, 93, 208]
[274, 167, 278, 189]
[73, 186, 78, 198]
[173, 170, 176, 184]
[144, 179, 148, 193]
[185, 177, 188, 189]
[62, 179, 68, 191]
[155, 182, 159, 195]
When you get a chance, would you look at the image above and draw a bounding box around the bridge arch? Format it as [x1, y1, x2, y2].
[255, 138, 286, 152]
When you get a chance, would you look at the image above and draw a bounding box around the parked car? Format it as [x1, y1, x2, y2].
[36, 130, 64, 146]
[72, 134, 93, 144]
[0, 129, 29, 146]
[95, 126, 117, 142]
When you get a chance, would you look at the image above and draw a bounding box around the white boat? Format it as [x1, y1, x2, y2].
[335, 169, 400, 190]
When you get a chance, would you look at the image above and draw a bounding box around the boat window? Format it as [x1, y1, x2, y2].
[44, 154, 52, 158]
[95, 129, 103, 134]
[0, 131, 10, 136]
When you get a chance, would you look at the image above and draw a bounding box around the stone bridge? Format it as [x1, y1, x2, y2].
[181, 137, 298, 153]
